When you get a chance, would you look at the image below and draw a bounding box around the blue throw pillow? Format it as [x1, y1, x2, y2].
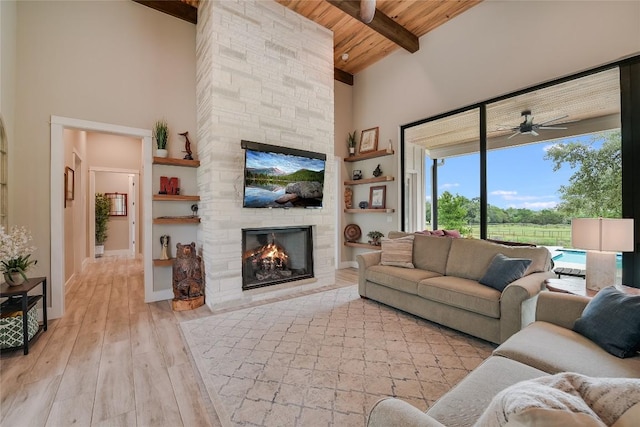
[573, 286, 640, 358]
[479, 253, 532, 292]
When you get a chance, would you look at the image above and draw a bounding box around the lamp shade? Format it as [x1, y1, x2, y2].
[571, 218, 634, 252]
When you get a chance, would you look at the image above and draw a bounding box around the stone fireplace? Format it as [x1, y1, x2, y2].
[195, 0, 335, 309]
[242, 226, 313, 290]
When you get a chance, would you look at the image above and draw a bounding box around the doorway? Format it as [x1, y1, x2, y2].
[50, 116, 152, 319]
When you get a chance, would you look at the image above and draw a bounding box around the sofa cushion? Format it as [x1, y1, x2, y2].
[573, 286, 640, 358]
[380, 235, 414, 268]
[418, 275, 501, 318]
[446, 238, 551, 281]
[494, 321, 640, 378]
[479, 254, 532, 292]
[366, 265, 441, 295]
[412, 234, 452, 274]
[426, 356, 548, 427]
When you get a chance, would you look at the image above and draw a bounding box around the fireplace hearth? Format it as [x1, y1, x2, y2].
[242, 226, 313, 290]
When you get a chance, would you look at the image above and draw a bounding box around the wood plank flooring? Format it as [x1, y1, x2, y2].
[0, 256, 358, 426]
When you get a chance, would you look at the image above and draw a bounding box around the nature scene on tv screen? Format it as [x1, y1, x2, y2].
[243, 149, 325, 208]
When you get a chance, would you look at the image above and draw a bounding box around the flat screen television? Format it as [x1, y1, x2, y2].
[241, 140, 326, 208]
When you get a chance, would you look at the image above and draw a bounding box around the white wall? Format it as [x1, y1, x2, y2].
[13, 1, 196, 290]
[197, 0, 335, 308]
[1, 0, 17, 226]
[347, 0, 640, 249]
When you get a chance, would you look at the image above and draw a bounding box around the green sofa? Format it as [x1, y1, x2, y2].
[367, 291, 640, 426]
[357, 233, 554, 344]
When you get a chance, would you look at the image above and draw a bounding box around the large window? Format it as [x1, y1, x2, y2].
[401, 62, 638, 283]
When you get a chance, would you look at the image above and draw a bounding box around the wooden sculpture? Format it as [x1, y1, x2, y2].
[179, 131, 193, 160]
[172, 242, 205, 311]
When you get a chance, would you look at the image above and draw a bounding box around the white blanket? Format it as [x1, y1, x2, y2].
[475, 373, 640, 427]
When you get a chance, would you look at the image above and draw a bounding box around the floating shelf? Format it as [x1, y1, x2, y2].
[153, 217, 201, 224]
[344, 149, 394, 162]
[344, 176, 394, 186]
[344, 242, 382, 249]
[153, 194, 200, 202]
[344, 208, 395, 214]
[153, 259, 174, 267]
[153, 157, 200, 167]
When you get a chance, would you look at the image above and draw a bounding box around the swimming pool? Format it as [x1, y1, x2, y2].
[553, 249, 622, 267]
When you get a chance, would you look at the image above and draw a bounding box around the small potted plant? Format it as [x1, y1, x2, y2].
[154, 119, 169, 158]
[367, 230, 384, 246]
[0, 225, 37, 286]
[347, 130, 356, 156]
[95, 193, 110, 258]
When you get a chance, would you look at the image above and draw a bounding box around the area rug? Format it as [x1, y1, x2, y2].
[181, 285, 494, 426]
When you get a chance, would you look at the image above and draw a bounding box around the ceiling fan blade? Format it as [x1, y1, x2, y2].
[538, 114, 569, 126]
[508, 131, 521, 139]
[531, 130, 539, 136]
[538, 126, 567, 130]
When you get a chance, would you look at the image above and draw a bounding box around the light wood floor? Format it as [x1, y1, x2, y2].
[0, 256, 358, 426]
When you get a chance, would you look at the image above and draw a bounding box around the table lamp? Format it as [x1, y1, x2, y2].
[571, 218, 634, 291]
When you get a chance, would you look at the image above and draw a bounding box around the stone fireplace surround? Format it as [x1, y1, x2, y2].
[195, 0, 335, 310]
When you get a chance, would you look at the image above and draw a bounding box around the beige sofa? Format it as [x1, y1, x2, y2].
[357, 233, 554, 344]
[368, 291, 640, 426]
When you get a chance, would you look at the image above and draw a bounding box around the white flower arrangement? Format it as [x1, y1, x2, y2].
[0, 225, 37, 281]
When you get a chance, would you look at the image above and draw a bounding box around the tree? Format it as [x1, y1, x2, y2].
[544, 130, 621, 218]
[438, 191, 472, 235]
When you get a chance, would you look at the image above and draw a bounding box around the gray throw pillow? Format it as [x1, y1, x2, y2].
[380, 235, 415, 268]
[479, 253, 532, 291]
[573, 286, 640, 358]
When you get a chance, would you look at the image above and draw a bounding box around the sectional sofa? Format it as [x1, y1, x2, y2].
[367, 291, 640, 426]
[357, 232, 554, 344]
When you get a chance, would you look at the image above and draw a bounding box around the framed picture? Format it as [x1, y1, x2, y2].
[359, 127, 379, 154]
[65, 167, 74, 201]
[369, 185, 386, 209]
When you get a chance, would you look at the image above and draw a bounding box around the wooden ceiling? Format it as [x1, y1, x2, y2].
[135, 0, 482, 85]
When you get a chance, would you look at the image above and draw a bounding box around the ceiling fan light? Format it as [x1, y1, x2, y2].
[360, 0, 376, 24]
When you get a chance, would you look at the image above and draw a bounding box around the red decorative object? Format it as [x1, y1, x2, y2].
[168, 177, 179, 195]
[160, 176, 169, 194]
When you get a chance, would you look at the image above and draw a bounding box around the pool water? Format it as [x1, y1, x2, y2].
[553, 249, 623, 268]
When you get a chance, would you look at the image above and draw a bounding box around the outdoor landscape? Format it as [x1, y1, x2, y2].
[428, 130, 621, 247]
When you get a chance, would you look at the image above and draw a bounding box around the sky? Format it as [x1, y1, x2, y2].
[427, 134, 603, 211]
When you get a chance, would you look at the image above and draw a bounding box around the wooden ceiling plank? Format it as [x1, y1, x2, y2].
[133, 0, 197, 24]
[326, 0, 419, 53]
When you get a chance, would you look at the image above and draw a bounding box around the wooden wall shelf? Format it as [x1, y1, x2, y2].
[344, 148, 394, 162]
[344, 208, 395, 214]
[153, 259, 174, 267]
[153, 194, 200, 202]
[344, 176, 394, 186]
[344, 242, 382, 249]
[153, 217, 201, 224]
[153, 157, 200, 167]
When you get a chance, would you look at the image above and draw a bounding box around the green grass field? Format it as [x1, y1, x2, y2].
[466, 223, 572, 247]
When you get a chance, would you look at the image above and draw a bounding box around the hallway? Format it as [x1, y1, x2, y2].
[0, 256, 218, 426]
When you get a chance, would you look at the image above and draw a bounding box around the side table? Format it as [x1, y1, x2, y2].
[0, 276, 47, 355]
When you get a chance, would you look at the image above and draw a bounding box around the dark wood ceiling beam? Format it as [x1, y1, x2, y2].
[133, 0, 197, 25]
[326, 0, 419, 53]
[334, 68, 354, 86]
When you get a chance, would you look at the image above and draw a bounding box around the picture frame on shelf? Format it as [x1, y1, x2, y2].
[359, 127, 379, 154]
[369, 185, 386, 209]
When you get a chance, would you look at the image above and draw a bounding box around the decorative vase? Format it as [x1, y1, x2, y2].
[95, 244, 104, 258]
[156, 148, 168, 158]
[349, 147, 355, 156]
[3, 272, 25, 287]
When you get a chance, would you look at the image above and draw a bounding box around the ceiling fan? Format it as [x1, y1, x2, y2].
[500, 110, 569, 139]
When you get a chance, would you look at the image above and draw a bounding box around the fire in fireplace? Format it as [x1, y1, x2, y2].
[242, 226, 313, 290]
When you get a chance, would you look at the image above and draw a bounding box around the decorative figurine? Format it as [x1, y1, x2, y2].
[159, 176, 169, 194]
[172, 242, 204, 311]
[344, 187, 353, 209]
[179, 131, 193, 160]
[160, 235, 170, 260]
[191, 204, 199, 217]
[359, 201, 368, 209]
[352, 170, 363, 180]
[169, 177, 179, 195]
[373, 164, 382, 177]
